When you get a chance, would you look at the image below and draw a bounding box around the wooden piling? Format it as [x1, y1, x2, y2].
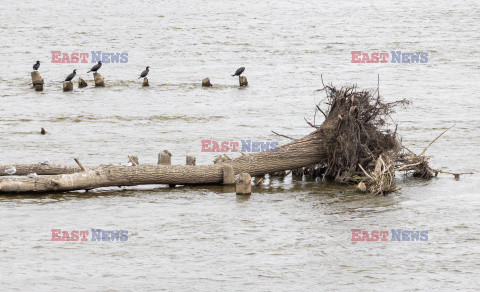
[63, 82, 73, 92]
[235, 173, 251, 195]
[158, 150, 172, 165]
[93, 73, 104, 87]
[31, 71, 44, 91]
[142, 77, 149, 87]
[78, 77, 88, 88]
[202, 77, 212, 87]
[222, 164, 235, 185]
[239, 76, 248, 86]
[186, 155, 196, 166]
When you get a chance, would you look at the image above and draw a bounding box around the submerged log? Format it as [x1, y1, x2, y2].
[93, 73, 104, 87]
[31, 71, 44, 91]
[239, 76, 248, 86]
[63, 82, 73, 92]
[202, 78, 212, 87]
[142, 77, 149, 87]
[78, 77, 88, 88]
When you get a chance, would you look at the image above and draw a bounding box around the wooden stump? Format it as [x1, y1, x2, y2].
[31, 71, 44, 91]
[235, 173, 251, 195]
[78, 77, 88, 88]
[158, 150, 172, 165]
[142, 78, 149, 87]
[93, 73, 104, 87]
[186, 155, 196, 166]
[63, 82, 73, 92]
[202, 77, 212, 87]
[239, 76, 248, 86]
[222, 164, 235, 185]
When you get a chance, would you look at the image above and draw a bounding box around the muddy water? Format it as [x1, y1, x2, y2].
[1, 0, 479, 290]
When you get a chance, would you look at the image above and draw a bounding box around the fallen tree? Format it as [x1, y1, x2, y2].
[0, 84, 465, 194]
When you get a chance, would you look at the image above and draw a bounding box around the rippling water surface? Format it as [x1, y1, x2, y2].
[1, 0, 479, 290]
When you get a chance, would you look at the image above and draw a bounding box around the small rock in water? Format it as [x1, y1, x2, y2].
[4, 167, 16, 175]
[41, 127, 46, 135]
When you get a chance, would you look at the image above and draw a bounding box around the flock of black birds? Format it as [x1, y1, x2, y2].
[32, 61, 246, 83]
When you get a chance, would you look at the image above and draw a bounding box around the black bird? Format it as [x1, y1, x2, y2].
[64, 69, 77, 82]
[87, 61, 102, 73]
[33, 61, 40, 71]
[138, 66, 150, 79]
[232, 67, 245, 77]
[40, 127, 46, 135]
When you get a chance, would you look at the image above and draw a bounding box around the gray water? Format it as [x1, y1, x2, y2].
[1, 0, 480, 290]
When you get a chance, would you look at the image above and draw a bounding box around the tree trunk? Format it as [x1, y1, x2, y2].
[0, 126, 331, 193]
[0, 164, 81, 176]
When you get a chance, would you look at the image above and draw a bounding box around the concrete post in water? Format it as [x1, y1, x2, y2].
[186, 155, 196, 166]
[222, 164, 235, 185]
[31, 71, 44, 91]
[235, 173, 252, 195]
[158, 150, 172, 165]
[239, 76, 248, 87]
[93, 73, 104, 87]
[202, 77, 212, 87]
[142, 77, 149, 87]
[63, 82, 73, 92]
[78, 77, 88, 88]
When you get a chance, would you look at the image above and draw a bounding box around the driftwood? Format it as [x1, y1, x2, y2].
[0, 84, 465, 194]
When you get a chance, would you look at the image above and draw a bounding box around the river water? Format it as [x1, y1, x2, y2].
[1, 0, 479, 290]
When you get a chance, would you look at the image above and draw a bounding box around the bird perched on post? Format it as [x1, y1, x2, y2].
[64, 69, 77, 82]
[33, 61, 40, 71]
[232, 67, 245, 77]
[138, 66, 150, 79]
[87, 61, 102, 73]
